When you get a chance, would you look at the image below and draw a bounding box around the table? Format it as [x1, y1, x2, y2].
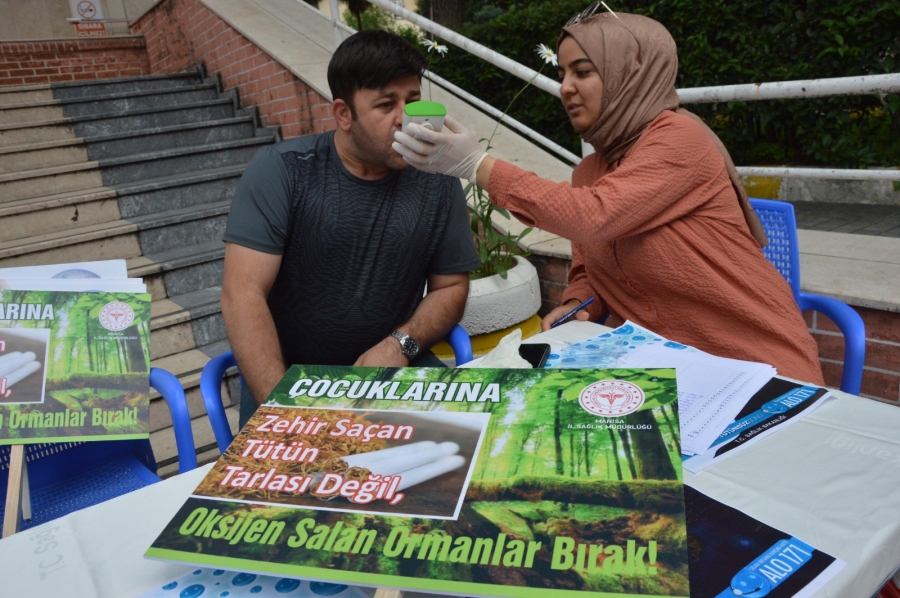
[0, 321, 898, 597]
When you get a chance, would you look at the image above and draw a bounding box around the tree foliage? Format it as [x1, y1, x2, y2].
[425, 0, 900, 167]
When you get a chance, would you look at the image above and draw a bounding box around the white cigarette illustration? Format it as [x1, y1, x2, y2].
[3, 360, 41, 387]
[344, 441, 460, 475]
[396, 455, 466, 491]
[313, 440, 465, 502]
[0, 351, 36, 378]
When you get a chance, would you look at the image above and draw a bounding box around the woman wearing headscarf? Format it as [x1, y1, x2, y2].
[392, 9, 824, 384]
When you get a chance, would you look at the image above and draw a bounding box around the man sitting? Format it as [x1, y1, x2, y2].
[221, 30, 480, 428]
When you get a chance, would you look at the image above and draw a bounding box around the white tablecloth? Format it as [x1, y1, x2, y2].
[1, 321, 898, 597]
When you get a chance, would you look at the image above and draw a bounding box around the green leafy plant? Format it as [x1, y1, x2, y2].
[427, 0, 900, 169]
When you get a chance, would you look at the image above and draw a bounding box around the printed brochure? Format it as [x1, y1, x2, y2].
[147, 365, 689, 598]
[685, 485, 844, 597]
[682, 378, 831, 473]
[0, 289, 151, 444]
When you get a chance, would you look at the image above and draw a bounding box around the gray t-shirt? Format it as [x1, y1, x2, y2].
[223, 131, 480, 366]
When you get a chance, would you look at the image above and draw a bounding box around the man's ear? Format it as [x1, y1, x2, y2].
[332, 99, 353, 132]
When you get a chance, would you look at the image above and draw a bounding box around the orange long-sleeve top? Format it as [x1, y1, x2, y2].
[488, 110, 824, 385]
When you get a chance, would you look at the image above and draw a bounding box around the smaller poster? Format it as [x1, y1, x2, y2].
[685, 485, 844, 597]
[682, 378, 831, 473]
[0, 289, 151, 444]
[0, 260, 127, 280]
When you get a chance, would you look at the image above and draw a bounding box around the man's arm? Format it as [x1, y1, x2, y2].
[221, 242, 286, 406]
[354, 272, 469, 367]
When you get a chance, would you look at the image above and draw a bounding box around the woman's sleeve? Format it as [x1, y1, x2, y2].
[560, 243, 608, 321]
[487, 121, 721, 245]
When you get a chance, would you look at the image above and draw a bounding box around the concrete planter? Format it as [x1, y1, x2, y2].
[460, 256, 542, 336]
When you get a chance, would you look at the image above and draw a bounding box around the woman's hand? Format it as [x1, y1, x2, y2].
[392, 116, 487, 181]
[541, 299, 592, 331]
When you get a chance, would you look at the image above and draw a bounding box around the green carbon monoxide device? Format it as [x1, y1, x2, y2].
[403, 101, 446, 133]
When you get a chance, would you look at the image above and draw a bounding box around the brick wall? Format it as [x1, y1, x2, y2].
[130, 0, 335, 138]
[0, 37, 150, 87]
[534, 253, 900, 404]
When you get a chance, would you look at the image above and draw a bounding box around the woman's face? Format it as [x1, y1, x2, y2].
[557, 36, 604, 133]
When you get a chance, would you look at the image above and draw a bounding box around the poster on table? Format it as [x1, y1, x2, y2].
[0, 289, 151, 444]
[147, 366, 690, 598]
[685, 485, 844, 597]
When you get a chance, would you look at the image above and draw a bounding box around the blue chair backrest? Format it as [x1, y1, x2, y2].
[749, 198, 801, 298]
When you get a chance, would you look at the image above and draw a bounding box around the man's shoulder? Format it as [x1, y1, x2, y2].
[268, 132, 332, 159]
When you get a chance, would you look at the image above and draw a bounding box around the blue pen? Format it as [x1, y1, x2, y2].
[550, 297, 595, 328]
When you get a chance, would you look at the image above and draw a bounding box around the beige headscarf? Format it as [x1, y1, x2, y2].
[560, 12, 767, 247]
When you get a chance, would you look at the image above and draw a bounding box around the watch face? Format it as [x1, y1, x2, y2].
[405, 337, 419, 356]
[392, 332, 419, 357]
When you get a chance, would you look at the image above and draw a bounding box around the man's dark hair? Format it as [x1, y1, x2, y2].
[327, 30, 427, 116]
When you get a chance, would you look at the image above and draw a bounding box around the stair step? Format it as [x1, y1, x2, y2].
[98, 135, 271, 187]
[0, 103, 65, 126]
[0, 99, 237, 148]
[151, 286, 224, 359]
[131, 199, 231, 254]
[117, 164, 244, 218]
[58, 84, 221, 119]
[0, 160, 102, 202]
[72, 99, 239, 138]
[0, 138, 87, 174]
[0, 165, 245, 241]
[0, 217, 141, 267]
[0, 136, 266, 202]
[0, 86, 53, 106]
[0, 117, 258, 173]
[50, 72, 201, 100]
[0, 120, 76, 147]
[129, 240, 225, 301]
[0, 198, 228, 267]
[85, 116, 258, 161]
[0, 186, 118, 242]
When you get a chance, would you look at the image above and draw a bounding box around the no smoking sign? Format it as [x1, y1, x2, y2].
[68, 0, 104, 21]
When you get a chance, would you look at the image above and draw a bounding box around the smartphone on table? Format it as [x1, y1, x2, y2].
[519, 343, 551, 369]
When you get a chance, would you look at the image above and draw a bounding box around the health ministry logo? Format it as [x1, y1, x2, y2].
[99, 302, 134, 331]
[579, 379, 645, 417]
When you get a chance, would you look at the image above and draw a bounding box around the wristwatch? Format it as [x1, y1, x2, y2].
[390, 330, 420, 358]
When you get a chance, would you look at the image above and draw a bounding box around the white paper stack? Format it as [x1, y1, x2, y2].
[546, 321, 776, 456]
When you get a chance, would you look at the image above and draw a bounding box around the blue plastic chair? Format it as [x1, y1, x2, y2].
[750, 198, 866, 395]
[0, 367, 196, 532]
[200, 323, 474, 453]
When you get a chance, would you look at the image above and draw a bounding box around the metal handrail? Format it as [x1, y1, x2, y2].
[321, 0, 900, 179]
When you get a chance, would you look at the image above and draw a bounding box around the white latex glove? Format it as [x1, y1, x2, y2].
[392, 115, 487, 181]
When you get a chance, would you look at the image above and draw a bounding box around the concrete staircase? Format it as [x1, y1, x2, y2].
[0, 69, 275, 476]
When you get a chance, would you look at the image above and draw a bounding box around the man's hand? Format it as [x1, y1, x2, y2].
[541, 300, 591, 331]
[392, 116, 487, 181]
[354, 336, 411, 368]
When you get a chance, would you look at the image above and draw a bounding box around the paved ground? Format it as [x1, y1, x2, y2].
[792, 201, 900, 237]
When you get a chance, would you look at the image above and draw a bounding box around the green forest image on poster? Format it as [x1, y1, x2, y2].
[148, 366, 688, 598]
[0, 290, 151, 443]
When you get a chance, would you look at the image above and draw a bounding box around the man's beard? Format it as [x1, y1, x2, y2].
[349, 119, 406, 171]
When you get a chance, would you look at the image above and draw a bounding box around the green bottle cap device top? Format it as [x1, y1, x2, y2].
[404, 101, 446, 117]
